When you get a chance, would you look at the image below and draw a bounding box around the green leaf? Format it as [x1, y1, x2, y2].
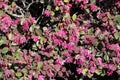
[39, 0, 44, 3]
[0, 72, 4, 78]
[51, 11, 55, 16]
[43, 27, 47, 31]
[0, 10, 3, 16]
[37, 62, 43, 70]
[93, 42, 99, 47]
[2, 47, 8, 54]
[36, 29, 42, 36]
[1, 36, 6, 41]
[8, 33, 13, 40]
[40, 37, 44, 44]
[47, 5, 51, 10]
[88, 28, 93, 35]
[72, 14, 77, 21]
[64, 13, 70, 19]
[55, 6, 59, 11]
[22, 68, 28, 74]
[101, 70, 106, 77]
[104, 54, 109, 61]
[114, 15, 120, 23]
[114, 32, 120, 39]
[107, 13, 111, 19]
[64, 0, 69, 3]
[90, 47, 94, 52]
[11, 2, 16, 7]
[101, 73, 105, 77]
[15, 72, 22, 77]
[0, 40, 4, 46]
[13, 52, 21, 59]
[99, 34, 104, 40]
[96, 52, 102, 57]
[32, 44, 37, 50]
[116, 24, 120, 30]
[79, 31, 85, 35]
[95, 70, 101, 75]
[20, 18, 25, 25]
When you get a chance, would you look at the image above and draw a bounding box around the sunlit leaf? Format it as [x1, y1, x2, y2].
[104, 54, 109, 61]
[0, 72, 3, 79]
[8, 33, 13, 40]
[88, 28, 93, 35]
[39, 0, 44, 3]
[116, 24, 120, 30]
[64, 0, 69, 3]
[40, 37, 44, 44]
[0, 40, 4, 46]
[2, 47, 8, 54]
[72, 14, 77, 21]
[47, 5, 51, 10]
[37, 62, 43, 70]
[11, 2, 16, 7]
[55, 6, 59, 11]
[79, 31, 85, 35]
[12, 52, 22, 59]
[15, 72, 22, 77]
[82, 68, 88, 76]
[114, 15, 120, 23]
[114, 32, 120, 39]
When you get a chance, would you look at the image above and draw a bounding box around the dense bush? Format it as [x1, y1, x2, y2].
[0, 0, 120, 80]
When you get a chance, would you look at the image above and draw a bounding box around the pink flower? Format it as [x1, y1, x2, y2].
[44, 10, 51, 17]
[79, 56, 85, 65]
[27, 75, 32, 80]
[56, 58, 62, 65]
[65, 57, 72, 63]
[27, 17, 35, 24]
[97, 58, 103, 65]
[107, 70, 113, 76]
[1, 16, 13, 26]
[97, 11, 101, 18]
[77, 68, 82, 74]
[4, 69, 11, 77]
[89, 61, 95, 67]
[44, 29, 50, 35]
[0, 24, 8, 32]
[52, 35, 62, 45]
[62, 42, 68, 49]
[1, 2, 7, 7]
[53, 0, 62, 5]
[90, 67, 96, 73]
[48, 70, 54, 77]
[103, 63, 108, 69]
[84, 50, 92, 59]
[38, 75, 44, 80]
[69, 35, 79, 42]
[79, 4, 84, 10]
[56, 29, 66, 37]
[32, 36, 40, 42]
[75, 0, 81, 3]
[90, 4, 98, 11]
[117, 2, 120, 8]
[83, 0, 88, 4]
[22, 21, 29, 31]
[117, 70, 120, 75]
[109, 64, 116, 71]
[84, 37, 91, 44]
[68, 43, 76, 51]
[13, 36, 20, 45]
[20, 36, 26, 44]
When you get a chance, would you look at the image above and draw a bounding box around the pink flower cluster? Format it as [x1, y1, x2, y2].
[0, 0, 120, 80]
